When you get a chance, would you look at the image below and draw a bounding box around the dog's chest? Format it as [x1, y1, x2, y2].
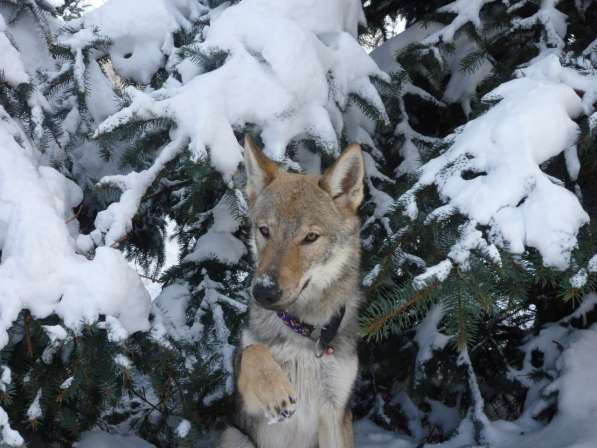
[275, 343, 356, 407]
[253, 343, 357, 448]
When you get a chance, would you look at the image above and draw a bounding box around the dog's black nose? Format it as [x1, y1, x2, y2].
[252, 281, 281, 306]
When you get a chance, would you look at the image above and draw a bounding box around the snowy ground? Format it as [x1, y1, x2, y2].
[76, 420, 414, 448]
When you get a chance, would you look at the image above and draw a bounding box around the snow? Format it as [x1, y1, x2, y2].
[3, 8, 55, 75]
[512, 0, 567, 50]
[0, 367, 9, 394]
[447, 221, 501, 270]
[78, 0, 205, 84]
[0, 406, 22, 447]
[199, 273, 240, 404]
[75, 431, 155, 448]
[370, 23, 443, 74]
[423, 0, 492, 45]
[26, 389, 42, 421]
[41, 324, 69, 364]
[369, 23, 446, 178]
[43, 324, 68, 343]
[57, 28, 98, 93]
[570, 268, 588, 289]
[413, 260, 453, 290]
[401, 54, 591, 270]
[0, 106, 151, 349]
[88, 132, 188, 247]
[114, 354, 132, 369]
[74, 421, 416, 448]
[442, 34, 493, 116]
[488, 324, 597, 448]
[588, 254, 597, 273]
[362, 264, 381, 287]
[152, 282, 193, 342]
[414, 304, 451, 367]
[98, 315, 130, 343]
[175, 419, 191, 438]
[184, 197, 246, 265]
[0, 16, 29, 86]
[60, 376, 74, 390]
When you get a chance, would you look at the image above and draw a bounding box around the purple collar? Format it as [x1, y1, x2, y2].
[276, 311, 315, 338]
[275, 307, 346, 357]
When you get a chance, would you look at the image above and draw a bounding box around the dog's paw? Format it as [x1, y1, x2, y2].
[238, 345, 298, 423]
[259, 374, 297, 424]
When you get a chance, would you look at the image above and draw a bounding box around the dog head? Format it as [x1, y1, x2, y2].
[244, 136, 364, 311]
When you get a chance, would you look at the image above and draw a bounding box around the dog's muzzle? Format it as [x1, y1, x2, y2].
[252, 283, 282, 308]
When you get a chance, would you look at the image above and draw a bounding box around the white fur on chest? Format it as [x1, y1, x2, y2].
[242, 331, 357, 448]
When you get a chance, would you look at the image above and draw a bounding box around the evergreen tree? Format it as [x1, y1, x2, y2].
[358, 0, 597, 445]
[0, 1, 152, 445]
[2, 0, 597, 446]
[2, 0, 392, 445]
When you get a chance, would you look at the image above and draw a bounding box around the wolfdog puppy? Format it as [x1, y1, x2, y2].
[218, 136, 365, 448]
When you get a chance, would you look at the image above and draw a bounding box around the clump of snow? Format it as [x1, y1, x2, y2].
[370, 22, 443, 74]
[401, 54, 591, 270]
[89, 133, 188, 247]
[570, 268, 588, 289]
[57, 27, 103, 93]
[41, 324, 69, 364]
[414, 304, 451, 368]
[512, 0, 567, 50]
[423, 0, 492, 45]
[447, 220, 501, 271]
[0, 367, 10, 393]
[27, 389, 43, 421]
[175, 419, 191, 438]
[114, 354, 132, 369]
[362, 264, 381, 287]
[98, 316, 129, 343]
[0, 406, 23, 447]
[413, 260, 453, 290]
[184, 197, 246, 265]
[78, 0, 206, 84]
[0, 106, 151, 352]
[486, 296, 597, 448]
[564, 145, 581, 181]
[196, 271, 246, 405]
[43, 325, 68, 343]
[0, 15, 29, 87]
[60, 376, 74, 390]
[151, 282, 193, 344]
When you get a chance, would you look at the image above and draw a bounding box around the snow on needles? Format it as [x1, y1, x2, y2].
[89, 0, 387, 249]
[0, 15, 29, 87]
[0, 106, 151, 352]
[79, 0, 207, 84]
[401, 54, 591, 270]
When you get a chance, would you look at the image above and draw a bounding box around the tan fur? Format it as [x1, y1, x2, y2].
[219, 137, 365, 448]
[237, 344, 297, 419]
[343, 409, 354, 448]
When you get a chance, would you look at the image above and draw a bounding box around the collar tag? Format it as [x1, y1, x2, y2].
[277, 307, 346, 357]
[315, 339, 336, 358]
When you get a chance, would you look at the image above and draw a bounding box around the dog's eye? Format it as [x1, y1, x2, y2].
[303, 232, 319, 244]
[259, 226, 270, 238]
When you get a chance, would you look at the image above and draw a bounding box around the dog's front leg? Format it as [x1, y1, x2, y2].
[318, 405, 353, 447]
[237, 344, 297, 423]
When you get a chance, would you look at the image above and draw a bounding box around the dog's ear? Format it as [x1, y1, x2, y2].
[321, 144, 365, 211]
[244, 135, 280, 205]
